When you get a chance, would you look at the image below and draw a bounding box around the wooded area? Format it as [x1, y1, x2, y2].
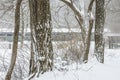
[0, 0, 120, 80]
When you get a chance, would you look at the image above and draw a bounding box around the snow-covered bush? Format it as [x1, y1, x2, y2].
[0, 42, 30, 80]
[63, 40, 83, 64]
[54, 57, 68, 71]
[55, 40, 83, 66]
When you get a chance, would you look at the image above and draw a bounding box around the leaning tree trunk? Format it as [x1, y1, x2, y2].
[29, 0, 35, 75]
[5, 0, 22, 80]
[29, 0, 53, 78]
[61, 0, 95, 63]
[83, 0, 94, 63]
[94, 0, 105, 63]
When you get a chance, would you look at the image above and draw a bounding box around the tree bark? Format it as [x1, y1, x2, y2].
[29, 0, 53, 78]
[83, 0, 95, 63]
[83, 19, 94, 63]
[29, 0, 35, 75]
[5, 0, 22, 80]
[20, 6, 24, 48]
[94, 0, 105, 63]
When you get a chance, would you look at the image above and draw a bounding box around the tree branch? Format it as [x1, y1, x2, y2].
[88, 0, 95, 13]
[60, 0, 83, 25]
[61, 0, 86, 43]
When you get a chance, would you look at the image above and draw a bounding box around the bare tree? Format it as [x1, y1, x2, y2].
[29, 0, 53, 78]
[94, 0, 105, 63]
[61, 0, 95, 63]
[5, 0, 22, 80]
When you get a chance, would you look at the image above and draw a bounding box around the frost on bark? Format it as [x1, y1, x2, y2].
[94, 0, 105, 63]
[29, 0, 53, 77]
[5, 0, 22, 80]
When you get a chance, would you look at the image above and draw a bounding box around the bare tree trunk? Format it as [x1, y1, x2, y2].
[29, 0, 37, 76]
[83, 19, 94, 63]
[61, 0, 95, 63]
[5, 0, 22, 80]
[29, 0, 35, 75]
[29, 32, 35, 75]
[83, 0, 95, 63]
[29, 0, 53, 78]
[94, 0, 105, 63]
[20, 6, 24, 48]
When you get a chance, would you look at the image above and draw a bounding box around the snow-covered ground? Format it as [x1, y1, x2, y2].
[0, 42, 30, 80]
[0, 42, 120, 80]
[27, 62, 120, 80]
[27, 49, 120, 80]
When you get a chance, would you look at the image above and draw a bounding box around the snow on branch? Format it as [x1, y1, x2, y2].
[60, 0, 83, 23]
[87, 0, 95, 20]
[88, 0, 95, 13]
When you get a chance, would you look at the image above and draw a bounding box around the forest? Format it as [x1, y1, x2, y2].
[0, 0, 120, 80]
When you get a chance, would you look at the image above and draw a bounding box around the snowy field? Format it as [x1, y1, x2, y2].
[0, 42, 120, 80]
